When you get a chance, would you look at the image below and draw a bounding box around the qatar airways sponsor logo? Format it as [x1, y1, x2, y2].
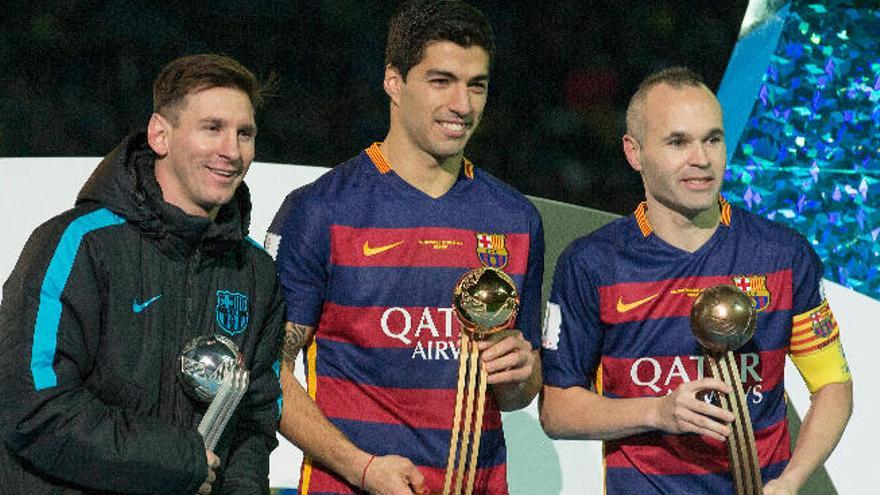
[380, 306, 461, 361]
[629, 353, 765, 403]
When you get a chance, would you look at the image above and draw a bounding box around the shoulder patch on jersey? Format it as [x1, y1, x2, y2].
[264, 232, 281, 260]
[542, 302, 562, 350]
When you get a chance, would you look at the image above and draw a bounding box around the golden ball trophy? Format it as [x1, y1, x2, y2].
[442, 267, 519, 495]
[690, 285, 762, 495]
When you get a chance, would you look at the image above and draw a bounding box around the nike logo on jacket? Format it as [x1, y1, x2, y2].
[132, 295, 162, 314]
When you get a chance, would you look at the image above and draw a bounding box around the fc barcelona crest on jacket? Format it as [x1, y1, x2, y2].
[475, 232, 509, 269]
[216, 290, 249, 336]
[731, 275, 771, 312]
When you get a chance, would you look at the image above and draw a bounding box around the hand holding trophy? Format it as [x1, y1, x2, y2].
[179, 334, 250, 451]
[690, 285, 761, 495]
[442, 267, 519, 495]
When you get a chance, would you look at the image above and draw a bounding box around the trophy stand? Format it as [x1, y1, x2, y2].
[197, 361, 249, 451]
[444, 331, 488, 495]
[691, 285, 762, 495]
[443, 268, 519, 495]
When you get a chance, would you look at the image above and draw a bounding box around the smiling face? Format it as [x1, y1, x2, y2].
[623, 83, 726, 219]
[385, 41, 489, 164]
[148, 86, 256, 219]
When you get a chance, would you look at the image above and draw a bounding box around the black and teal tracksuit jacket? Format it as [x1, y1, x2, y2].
[0, 133, 283, 494]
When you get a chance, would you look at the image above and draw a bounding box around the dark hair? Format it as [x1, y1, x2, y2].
[153, 54, 262, 124]
[626, 66, 707, 138]
[385, 0, 495, 80]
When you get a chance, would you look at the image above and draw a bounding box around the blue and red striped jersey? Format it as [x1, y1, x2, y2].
[542, 199, 836, 494]
[271, 143, 544, 494]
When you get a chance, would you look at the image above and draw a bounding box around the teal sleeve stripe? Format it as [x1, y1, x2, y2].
[272, 359, 283, 420]
[31, 208, 126, 390]
[246, 236, 266, 252]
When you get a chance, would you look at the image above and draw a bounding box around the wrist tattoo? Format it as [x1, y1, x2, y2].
[282, 323, 312, 366]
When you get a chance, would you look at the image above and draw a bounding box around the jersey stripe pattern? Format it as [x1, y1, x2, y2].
[542, 200, 841, 494]
[272, 144, 544, 494]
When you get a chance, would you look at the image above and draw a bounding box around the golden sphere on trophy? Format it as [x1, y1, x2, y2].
[452, 266, 519, 340]
[690, 284, 757, 355]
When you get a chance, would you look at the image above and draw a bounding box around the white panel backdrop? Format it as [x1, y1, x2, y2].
[1, 158, 873, 493]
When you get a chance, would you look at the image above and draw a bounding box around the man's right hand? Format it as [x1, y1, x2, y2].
[198, 450, 220, 495]
[361, 454, 427, 495]
[653, 377, 736, 441]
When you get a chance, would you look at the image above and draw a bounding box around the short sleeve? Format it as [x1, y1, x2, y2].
[541, 241, 604, 389]
[788, 237, 851, 393]
[516, 207, 545, 349]
[274, 186, 330, 326]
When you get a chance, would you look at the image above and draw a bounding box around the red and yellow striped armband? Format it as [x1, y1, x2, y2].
[789, 299, 851, 393]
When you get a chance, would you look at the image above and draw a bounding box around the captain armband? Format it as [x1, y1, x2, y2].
[789, 299, 851, 393]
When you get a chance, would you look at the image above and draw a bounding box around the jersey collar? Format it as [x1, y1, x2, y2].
[364, 142, 474, 179]
[634, 196, 732, 237]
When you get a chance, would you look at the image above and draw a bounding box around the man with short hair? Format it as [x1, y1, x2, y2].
[540, 66, 853, 494]
[266, 1, 544, 494]
[0, 54, 283, 494]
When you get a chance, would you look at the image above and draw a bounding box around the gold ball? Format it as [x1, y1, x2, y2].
[690, 284, 757, 354]
[452, 267, 519, 340]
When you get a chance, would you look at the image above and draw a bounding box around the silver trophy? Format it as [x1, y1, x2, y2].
[179, 334, 250, 451]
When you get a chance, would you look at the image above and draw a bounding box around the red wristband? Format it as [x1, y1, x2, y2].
[360, 454, 377, 490]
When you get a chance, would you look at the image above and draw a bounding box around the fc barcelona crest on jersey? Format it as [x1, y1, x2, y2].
[475, 232, 509, 269]
[216, 290, 249, 336]
[731, 275, 771, 312]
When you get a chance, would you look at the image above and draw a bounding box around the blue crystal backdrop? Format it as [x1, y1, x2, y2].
[722, 2, 879, 298]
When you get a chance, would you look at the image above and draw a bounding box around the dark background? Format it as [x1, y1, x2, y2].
[0, 1, 747, 215]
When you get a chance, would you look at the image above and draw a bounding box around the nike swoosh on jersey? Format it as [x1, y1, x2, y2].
[616, 293, 660, 313]
[132, 294, 162, 314]
[363, 240, 405, 256]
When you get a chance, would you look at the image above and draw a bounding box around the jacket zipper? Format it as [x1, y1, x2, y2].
[177, 243, 202, 427]
[184, 244, 202, 339]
